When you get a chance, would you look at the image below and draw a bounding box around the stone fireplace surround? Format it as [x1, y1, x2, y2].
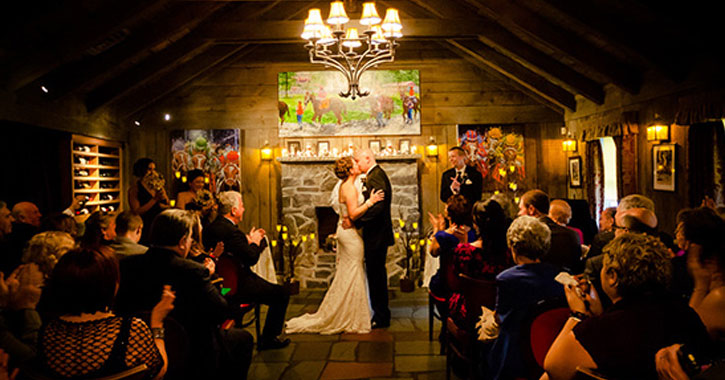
[279, 155, 421, 289]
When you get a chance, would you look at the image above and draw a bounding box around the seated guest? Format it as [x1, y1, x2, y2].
[486, 215, 564, 380]
[22, 231, 76, 278]
[549, 199, 583, 245]
[587, 206, 617, 259]
[80, 210, 117, 249]
[185, 189, 218, 229]
[203, 192, 290, 350]
[175, 169, 206, 210]
[518, 190, 582, 273]
[39, 213, 79, 239]
[428, 194, 476, 304]
[0, 263, 43, 367]
[448, 198, 509, 328]
[116, 209, 253, 379]
[110, 211, 147, 257]
[681, 208, 725, 346]
[0, 201, 15, 274]
[38, 248, 171, 380]
[2, 202, 42, 275]
[543, 233, 711, 380]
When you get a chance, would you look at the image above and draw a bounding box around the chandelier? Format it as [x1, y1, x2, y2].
[302, 1, 403, 99]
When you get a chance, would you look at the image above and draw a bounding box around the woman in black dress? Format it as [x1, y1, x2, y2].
[128, 158, 169, 245]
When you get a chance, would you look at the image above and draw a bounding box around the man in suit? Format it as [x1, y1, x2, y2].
[353, 149, 394, 328]
[440, 146, 483, 205]
[115, 209, 253, 380]
[518, 190, 583, 273]
[203, 191, 290, 350]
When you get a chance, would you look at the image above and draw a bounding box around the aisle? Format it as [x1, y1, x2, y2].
[248, 287, 459, 380]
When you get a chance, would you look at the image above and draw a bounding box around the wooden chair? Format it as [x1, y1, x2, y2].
[574, 366, 612, 380]
[428, 247, 459, 354]
[19, 365, 148, 380]
[519, 297, 570, 380]
[445, 273, 497, 380]
[215, 253, 262, 339]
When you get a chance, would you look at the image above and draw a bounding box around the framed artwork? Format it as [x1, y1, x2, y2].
[170, 129, 241, 193]
[369, 140, 381, 153]
[653, 144, 676, 191]
[457, 124, 525, 192]
[317, 141, 330, 154]
[399, 139, 410, 154]
[568, 156, 582, 188]
[278, 70, 421, 137]
[287, 141, 301, 155]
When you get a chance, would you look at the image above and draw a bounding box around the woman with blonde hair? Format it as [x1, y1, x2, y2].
[22, 231, 76, 277]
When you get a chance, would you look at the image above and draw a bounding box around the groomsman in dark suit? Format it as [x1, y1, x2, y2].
[203, 191, 290, 350]
[352, 149, 394, 328]
[440, 146, 483, 204]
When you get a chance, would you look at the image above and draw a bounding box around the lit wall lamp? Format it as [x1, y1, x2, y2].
[562, 138, 577, 152]
[261, 141, 273, 161]
[426, 137, 438, 157]
[646, 124, 669, 142]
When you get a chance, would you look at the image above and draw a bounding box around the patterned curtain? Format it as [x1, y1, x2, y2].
[585, 140, 604, 221]
[614, 132, 638, 198]
[688, 122, 725, 206]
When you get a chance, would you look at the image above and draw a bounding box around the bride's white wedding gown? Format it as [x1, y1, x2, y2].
[285, 180, 371, 334]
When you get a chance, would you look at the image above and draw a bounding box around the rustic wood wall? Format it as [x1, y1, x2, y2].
[133, 56, 564, 233]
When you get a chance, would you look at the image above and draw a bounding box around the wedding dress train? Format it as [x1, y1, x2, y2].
[285, 182, 371, 335]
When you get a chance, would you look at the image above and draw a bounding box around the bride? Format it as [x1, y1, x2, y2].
[285, 156, 384, 334]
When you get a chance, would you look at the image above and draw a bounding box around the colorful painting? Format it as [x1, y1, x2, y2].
[457, 124, 526, 192]
[170, 129, 241, 193]
[278, 70, 420, 137]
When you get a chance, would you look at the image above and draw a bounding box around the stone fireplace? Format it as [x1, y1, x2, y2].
[279, 155, 420, 289]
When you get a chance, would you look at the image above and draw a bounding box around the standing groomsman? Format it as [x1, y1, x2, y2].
[440, 146, 483, 205]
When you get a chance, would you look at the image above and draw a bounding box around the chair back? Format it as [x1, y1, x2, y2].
[519, 297, 570, 380]
[215, 253, 239, 297]
[458, 273, 497, 318]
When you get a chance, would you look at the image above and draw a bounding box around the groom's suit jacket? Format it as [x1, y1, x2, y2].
[355, 165, 394, 251]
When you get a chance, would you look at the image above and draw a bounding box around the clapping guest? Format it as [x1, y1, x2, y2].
[543, 233, 711, 380]
[0, 263, 43, 366]
[39, 248, 171, 380]
[21, 231, 76, 278]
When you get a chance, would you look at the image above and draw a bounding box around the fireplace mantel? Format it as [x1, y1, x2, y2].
[277, 154, 421, 164]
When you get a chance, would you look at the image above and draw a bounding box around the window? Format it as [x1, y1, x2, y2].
[600, 137, 618, 209]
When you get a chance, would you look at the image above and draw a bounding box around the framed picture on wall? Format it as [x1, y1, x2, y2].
[369, 140, 381, 153]
[399, 139, 410, 154]
[568, 156, 582, 188]
[653, 143, 676, 191]
[287, 141, 301, 155]
[317, 141, 330, 155]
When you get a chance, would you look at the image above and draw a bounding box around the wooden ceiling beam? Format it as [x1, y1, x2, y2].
[3, 0, 172, 92]
[17, 2, 229, 101]
[464, 0, 642, 94]
[447, 39, 575, 111]
[115, 44, 252, 118]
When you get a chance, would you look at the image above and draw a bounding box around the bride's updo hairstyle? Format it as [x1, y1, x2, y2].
[334, 157, 354, 180]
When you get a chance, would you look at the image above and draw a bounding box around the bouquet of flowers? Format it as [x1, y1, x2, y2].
[142, 170, 166, 192]
[193, 189, 215, 209]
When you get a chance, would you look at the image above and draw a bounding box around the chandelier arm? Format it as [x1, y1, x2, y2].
[309, 48, 356, 97]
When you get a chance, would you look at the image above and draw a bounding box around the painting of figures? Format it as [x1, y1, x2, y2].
[457, 124, 526, 193]
[278, 70, 420, 137]
[170, 129, 242, 193]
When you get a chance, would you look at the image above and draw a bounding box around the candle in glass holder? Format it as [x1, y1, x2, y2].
[169, 199, 176, 207]
[282, 232, 288, 240]
[276, 224, 282, 232]
[412, 222, 418, 230]
[310, 232, 316, 240]
[271, 240, 278, 248]
[302, 235, 308, 242]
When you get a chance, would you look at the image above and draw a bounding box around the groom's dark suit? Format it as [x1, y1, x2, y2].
[356, 164, 394, 325]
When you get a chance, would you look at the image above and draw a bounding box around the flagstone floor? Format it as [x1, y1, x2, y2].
[248, 287, 462, 380]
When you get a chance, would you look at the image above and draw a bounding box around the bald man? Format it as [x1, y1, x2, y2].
[1, 202, 42, 274]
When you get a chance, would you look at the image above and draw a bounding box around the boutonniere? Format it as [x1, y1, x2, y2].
[465, 179, 473, 185]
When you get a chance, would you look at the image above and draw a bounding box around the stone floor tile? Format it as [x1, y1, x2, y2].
[280, 361, 327, 380]
[395, 341, 438, 355]
[394, 355, 446, 373]
[254, 343, 296, 362]
[341, 329, 393, 342]
[289, 333, 340, 343]
[390, 306, 413, 318]
[248, 362, 289, 380]
[320, 362, 394, 380]
[329, 341, 358, 361]
[292, 341, 333, 361]
[393, 331, 435, 342]
[415, 371, 455, 380]
[388, 318, 416, 332]
[357, 341, 394, 362]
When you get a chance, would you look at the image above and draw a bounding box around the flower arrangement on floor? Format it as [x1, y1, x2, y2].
[395, 217, 425, 292]
[270, 224, 317, 295]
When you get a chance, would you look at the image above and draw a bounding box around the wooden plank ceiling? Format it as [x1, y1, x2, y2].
[1, 0, 719, 121]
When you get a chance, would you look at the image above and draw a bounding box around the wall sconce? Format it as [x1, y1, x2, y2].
[261, 141, 273, 161]
[562, 138, 577, 152]
[426, 137, 438, 157]
[646, 124, 669, 142]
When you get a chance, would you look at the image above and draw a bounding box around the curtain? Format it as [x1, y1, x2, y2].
[614, 132, 638, 198]
[585, 140, 604, 222]
[688, 122, 725, 206]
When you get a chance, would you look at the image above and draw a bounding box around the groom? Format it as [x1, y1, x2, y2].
[350, 149, 394, 328]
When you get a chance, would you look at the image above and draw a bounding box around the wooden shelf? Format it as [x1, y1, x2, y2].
[72, 135, 124, 214]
